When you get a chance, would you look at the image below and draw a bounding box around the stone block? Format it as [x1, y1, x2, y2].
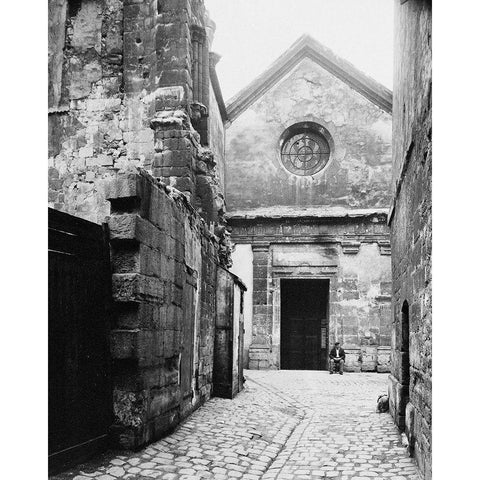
[111, 329, 140, 360]
[252, 251, 269, 264]
[344, 348, 361, 372]
[156, 166, 191, 178]
[149, 409, 180, 442]
[137, 330, 166, 367]
[377, 346, 391, 373]
[139, 244, 162, 277]
[361, 346, 377, 372]
[163, 329, 176, 358]
[109, 214, 168, 251]
[258, 360, 270, 369]
[104, 173, 138, 200]
[79, 146, 94, 158]
[405, 401, 415, 442]
[111, 243, 140, 273]
[116, 303, 140, 329]
[109, 213, 138, 240]
[111, 329, 165, 367]
[152, 150, 173, 168]
[112, 273, 166, 303]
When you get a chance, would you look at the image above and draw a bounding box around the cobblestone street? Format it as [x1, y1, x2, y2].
[52, 371, 419, 480]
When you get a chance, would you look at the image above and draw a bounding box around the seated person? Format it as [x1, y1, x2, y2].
[329, 341, 345, 375]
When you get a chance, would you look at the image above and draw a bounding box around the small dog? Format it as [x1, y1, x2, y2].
[376, 394, 389, 413]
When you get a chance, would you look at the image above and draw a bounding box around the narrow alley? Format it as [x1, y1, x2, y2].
[52, 371, 418, 480]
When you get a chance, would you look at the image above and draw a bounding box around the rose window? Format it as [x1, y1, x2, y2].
[280, 130, 330, 176]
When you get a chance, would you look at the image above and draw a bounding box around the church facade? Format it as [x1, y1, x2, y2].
[226, 36, 394, 373]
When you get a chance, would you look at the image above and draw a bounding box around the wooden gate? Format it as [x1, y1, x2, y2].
[213, 267, 246, 398]
[48, 208, 112, 473]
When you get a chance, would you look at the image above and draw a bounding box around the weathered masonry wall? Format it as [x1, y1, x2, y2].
[48, 0, 227, 226]
[388, 1, 432, 479]
[225, 57, 392, 212]
[225, 40, 393, 374]
[229, 215, 392, 372]
[106, 170, 223, 449]
[48, 0, 242, 461]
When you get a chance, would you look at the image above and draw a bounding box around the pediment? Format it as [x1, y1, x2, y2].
[226, 34, 392, 123]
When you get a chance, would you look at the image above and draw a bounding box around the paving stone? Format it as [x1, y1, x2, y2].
[178, 468, 195, 475]
[106, 467, 125, 477]
[50, 372, 420, 480]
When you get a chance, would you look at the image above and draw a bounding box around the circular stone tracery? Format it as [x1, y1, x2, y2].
[281, 130, 330, 176]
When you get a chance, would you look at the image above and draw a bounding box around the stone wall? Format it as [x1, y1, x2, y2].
[225, 45, 393, 374]
[48, 0, 128, 223]
[48, 0, 227, 226]
[388, 1, 432, 479]
[225, 57, 392, 213]
[229, 215, 392, 372]
[48, 0, 239, 455]
[106, 169, 220, 449]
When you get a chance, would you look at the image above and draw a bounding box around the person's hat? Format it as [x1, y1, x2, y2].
[334, 341, 340, 345]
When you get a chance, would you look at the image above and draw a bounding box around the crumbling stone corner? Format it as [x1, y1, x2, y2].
[105, 168, 223, 449]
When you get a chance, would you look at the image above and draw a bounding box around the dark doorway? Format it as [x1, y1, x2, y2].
[400, 300, 410, 418]
[48, 208, 112, 473]
[280, 279, 329, 370]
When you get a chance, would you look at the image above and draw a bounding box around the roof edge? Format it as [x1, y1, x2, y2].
[226, 34, 392, 123]
[209, 52, 228, 123]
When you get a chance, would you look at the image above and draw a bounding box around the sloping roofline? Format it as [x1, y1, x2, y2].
[209, 52, 228, 122]
[226, 34, 392, 122]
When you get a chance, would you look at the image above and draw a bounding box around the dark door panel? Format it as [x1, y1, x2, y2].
[280, 279, 329, 370]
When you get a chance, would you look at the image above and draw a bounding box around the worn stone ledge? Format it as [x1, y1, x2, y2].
[105, 169, 220, 247]
[109, 213, 170, 250]
[104, 173, 139, 200]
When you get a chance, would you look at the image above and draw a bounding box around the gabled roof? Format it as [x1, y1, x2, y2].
[226, 34, 392, 122]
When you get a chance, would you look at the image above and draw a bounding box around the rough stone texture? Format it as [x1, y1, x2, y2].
[48, 0, 129, 223]
[193, 81, 227, 223]
[50, 371, 419, 480]
[48, 0, 226, 225]
[225, 41, 393, 374]
[388, 1, 432, 480]
[105, 169, 232, 450]
[225, 57, 392, 212]
[230, 216, 392, 372]
[48, 0, 237, 459]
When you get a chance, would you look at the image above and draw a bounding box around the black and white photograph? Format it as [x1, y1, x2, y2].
[5, 0, 477, 478]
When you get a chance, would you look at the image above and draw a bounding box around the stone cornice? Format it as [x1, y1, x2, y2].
[226, 34, 393, 123]
[226, 207, 389, 222]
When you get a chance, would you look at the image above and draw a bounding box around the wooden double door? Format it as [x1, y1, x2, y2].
[280, 279, 329, 370]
